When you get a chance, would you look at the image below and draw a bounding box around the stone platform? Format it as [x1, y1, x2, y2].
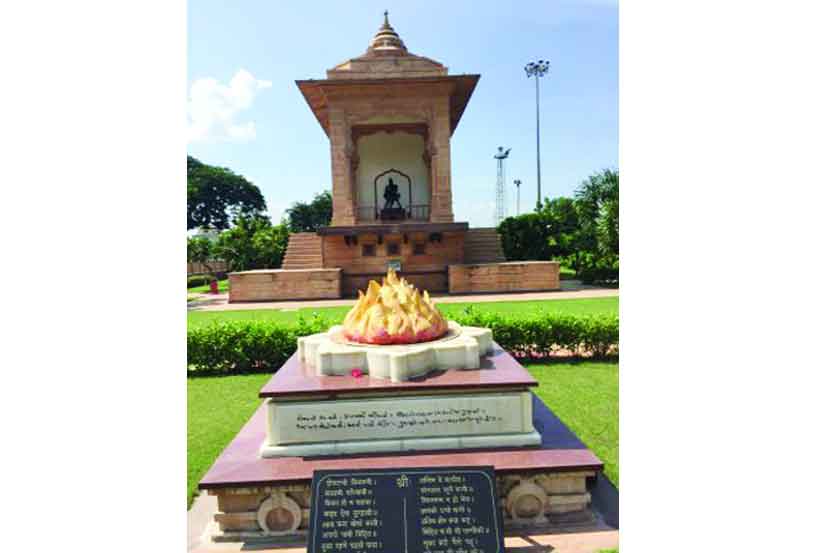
[228, 269, 341, 303]
[228, 262, 560, 302]
[199, 393, 602, 541]
[199, 342, 606, 542]
[449, 261, 560, 294]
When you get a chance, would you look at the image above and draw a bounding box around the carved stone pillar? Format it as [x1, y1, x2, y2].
[345, 137, 360, 222]
[328, 107, 357, 226]
[423, 141, 436, 219]
[429, 99, 453, 223]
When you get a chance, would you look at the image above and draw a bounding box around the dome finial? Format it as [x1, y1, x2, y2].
[368, 9, 407, 53]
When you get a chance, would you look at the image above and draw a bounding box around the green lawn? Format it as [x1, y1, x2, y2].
[187, 296, 618, 329]
[187, 360, 618, 506]
[526, 362, 619, 486]
[188, 373, 272, 506]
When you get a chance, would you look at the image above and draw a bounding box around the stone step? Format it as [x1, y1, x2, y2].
[282, 233, 324, 270]
[463, 228, 506, 264]
[285, 251, 321, 257]
[285, 249, 322, 256]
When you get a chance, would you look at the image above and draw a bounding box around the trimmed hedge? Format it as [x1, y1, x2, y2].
[456, 309, 618, 359]
[187, 310, 618, 375]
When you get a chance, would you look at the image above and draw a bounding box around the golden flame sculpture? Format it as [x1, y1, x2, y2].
[342, 268, 449, 344]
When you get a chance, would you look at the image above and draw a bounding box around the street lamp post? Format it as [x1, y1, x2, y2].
[525, 60, 549, 210]
[514, 179, 521, 216]
[493, 146, 511, 225]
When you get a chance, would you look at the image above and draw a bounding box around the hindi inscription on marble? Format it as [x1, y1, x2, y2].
[266, 392, 533, 446]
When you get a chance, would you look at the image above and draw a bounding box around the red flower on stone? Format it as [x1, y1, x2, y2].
[351, 368, 362, 378]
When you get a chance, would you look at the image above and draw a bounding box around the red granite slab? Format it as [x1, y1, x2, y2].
[199, 394, 602, 490]
[259, 343, 538, 399]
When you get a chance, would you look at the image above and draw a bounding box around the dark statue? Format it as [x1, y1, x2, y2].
[383, 178, 402, 209]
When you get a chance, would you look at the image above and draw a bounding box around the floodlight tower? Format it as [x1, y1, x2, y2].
[494, 146, 511, 225]
[525, 59, 550, 210]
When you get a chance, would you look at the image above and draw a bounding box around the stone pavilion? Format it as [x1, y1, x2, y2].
[229, 13, 561, 302]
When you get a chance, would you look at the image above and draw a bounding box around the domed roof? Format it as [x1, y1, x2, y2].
[368, 11, 407, 54]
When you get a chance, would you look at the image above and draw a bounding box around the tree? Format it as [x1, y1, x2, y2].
[214, 215, 290, 272]
[539, 197, 580, 258]
[497, 168, 618, 284]
[187, 235, 215, 268]
[286, 191, 332, 232]
[566, 169, 619, 283]
[187, 156, 267, 230]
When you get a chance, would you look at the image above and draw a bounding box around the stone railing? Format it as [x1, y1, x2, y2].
[356, 204, 430, 222]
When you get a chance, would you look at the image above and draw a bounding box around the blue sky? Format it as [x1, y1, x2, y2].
[187, 0, 618, 228]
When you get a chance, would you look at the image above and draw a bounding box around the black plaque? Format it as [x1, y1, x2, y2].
[309, 466, 505, 553]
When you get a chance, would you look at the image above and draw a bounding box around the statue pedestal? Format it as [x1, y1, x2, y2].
[379, 207, 406, 221]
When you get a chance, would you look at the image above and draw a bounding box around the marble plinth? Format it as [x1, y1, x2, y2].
[258, 343, 541, 457]
[261, 390, 541, 457]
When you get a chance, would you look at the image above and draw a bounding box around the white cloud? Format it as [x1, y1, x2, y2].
[187, 69, 272, 143]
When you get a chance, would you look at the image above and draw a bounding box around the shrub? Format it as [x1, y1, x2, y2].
[566, 251, 619, 285]
[498, 213, 556, 262]
[498, 197, 580, 262]
[187, 311, 618, 375]
[187, 274, 216, 288]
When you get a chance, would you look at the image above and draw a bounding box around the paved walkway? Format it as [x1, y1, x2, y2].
[188, 281, 618, 312]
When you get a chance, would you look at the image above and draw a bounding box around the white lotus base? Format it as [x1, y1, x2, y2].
[296, 322, 493, 382]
